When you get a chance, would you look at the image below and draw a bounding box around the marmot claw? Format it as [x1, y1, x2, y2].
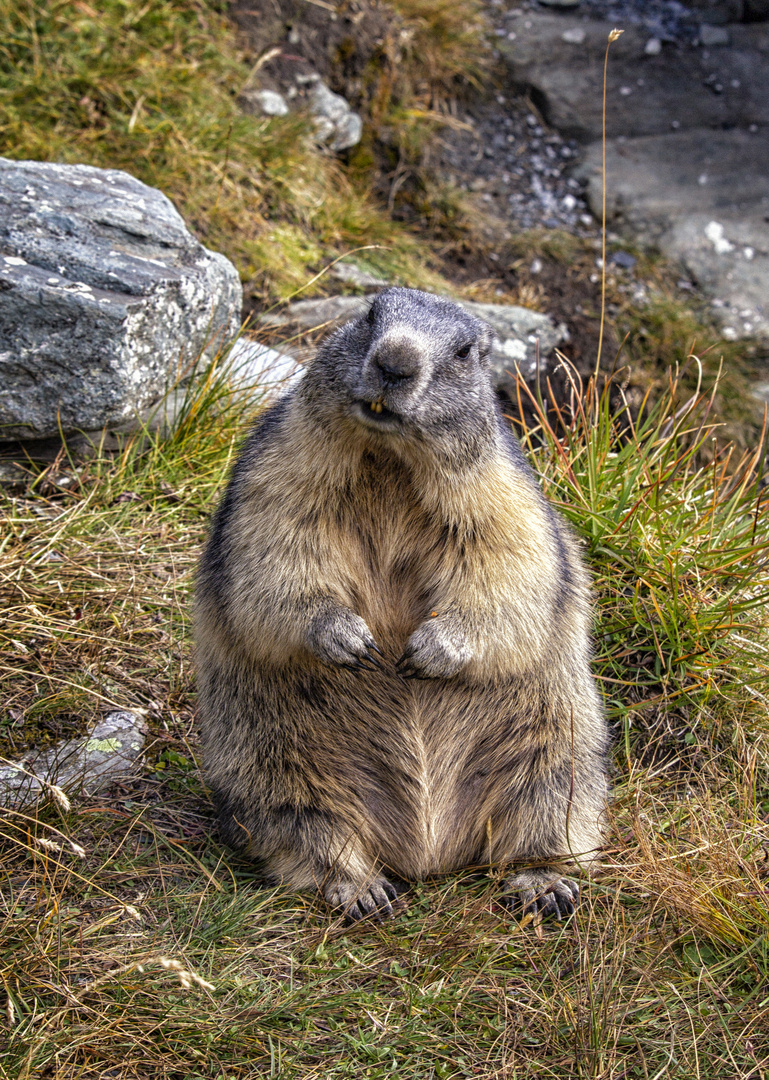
[503, 871, 580, 921]
[307, 608, 382, 671]
[326, 876, 400, 922]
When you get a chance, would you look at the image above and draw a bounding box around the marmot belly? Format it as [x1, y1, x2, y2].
[209, 660, 580, 881]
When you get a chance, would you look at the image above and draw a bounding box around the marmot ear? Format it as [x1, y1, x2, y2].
[478, 325, 496, 365]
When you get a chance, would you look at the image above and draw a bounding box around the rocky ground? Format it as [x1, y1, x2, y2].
[232, 0, 769, 396]
[434, 0, 769, 343]
[4, 0, 766, 478]
[492, 1, 769, 343]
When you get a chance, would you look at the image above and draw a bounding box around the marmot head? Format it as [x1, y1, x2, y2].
[301, 289, 498, 459]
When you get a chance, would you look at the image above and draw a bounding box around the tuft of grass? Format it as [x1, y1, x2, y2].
[369, 0, 488, 125]
[1, 347, 769, 1078]
[513, 360, 769, 770]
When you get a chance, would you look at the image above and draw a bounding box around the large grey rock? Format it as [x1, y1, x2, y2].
[261, 294, 568, 392]
[247, 88, 290, 117]
[666, 215, 769, 338]
[0, 159, 242, 440]
[575, 129, 769, 337]
[0, 711, 147, 808]
[576, 128, 768, 235]
[497, 14, 769, 141]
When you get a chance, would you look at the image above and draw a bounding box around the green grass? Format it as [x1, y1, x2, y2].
[515, 360, 769, 760]
[1, 352, 768, 1079]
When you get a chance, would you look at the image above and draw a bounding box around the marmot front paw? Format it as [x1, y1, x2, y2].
[307, 608, 382, 671]
[397, 618, 472, 679]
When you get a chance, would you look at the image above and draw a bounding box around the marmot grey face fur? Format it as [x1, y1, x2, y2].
[195, 287, 608, 922]
[307, 289, 497, 464]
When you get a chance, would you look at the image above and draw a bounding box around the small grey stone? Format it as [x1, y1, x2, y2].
[699, 24, 731, 45]
[0, 710, 147, 808]
[260, 295, 369, 332]
[464, 301, 568, 390]
[252, 89, 290, 116]
[227, 337, 302, 398]
[331, 262, 390, 288]
[329, 112, 363, 152]
[306, 80, 363, 151]
[310, 81, 350, 124]
[609, 250, 637, 269]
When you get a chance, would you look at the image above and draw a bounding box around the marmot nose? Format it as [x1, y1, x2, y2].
[372, 347, 419, 387]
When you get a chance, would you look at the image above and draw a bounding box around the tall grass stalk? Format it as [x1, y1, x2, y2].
[596, 27, 623, 377]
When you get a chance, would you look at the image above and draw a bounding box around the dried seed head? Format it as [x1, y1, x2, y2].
[158, 957, 215, 992]
[48, 784, 71, 812]
[35, 836, 63, 854]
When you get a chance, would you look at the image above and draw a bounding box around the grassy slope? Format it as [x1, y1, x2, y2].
[1, 358, 768, 1079]
[0, 0, 451, 302]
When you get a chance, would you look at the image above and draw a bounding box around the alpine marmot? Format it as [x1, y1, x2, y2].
[195, 287, 608, 921]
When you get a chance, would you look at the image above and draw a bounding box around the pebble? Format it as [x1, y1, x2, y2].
[609, 250, 637, 269]
[699, 25, 730, 47]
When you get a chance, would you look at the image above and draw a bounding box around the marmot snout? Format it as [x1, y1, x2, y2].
[195, 287, 609, 922]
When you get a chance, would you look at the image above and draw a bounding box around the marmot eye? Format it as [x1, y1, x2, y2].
[455, 342, 472, 359]
[366, 305, 376, 325]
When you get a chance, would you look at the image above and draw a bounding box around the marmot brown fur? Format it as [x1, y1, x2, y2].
[195, 287, 608, 921]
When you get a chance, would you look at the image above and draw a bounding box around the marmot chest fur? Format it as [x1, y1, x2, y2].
[195, 287, 608, 921]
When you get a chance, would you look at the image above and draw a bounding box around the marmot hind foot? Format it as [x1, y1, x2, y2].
[325, 875, 400, 923]
[503, 869, 580, 921]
